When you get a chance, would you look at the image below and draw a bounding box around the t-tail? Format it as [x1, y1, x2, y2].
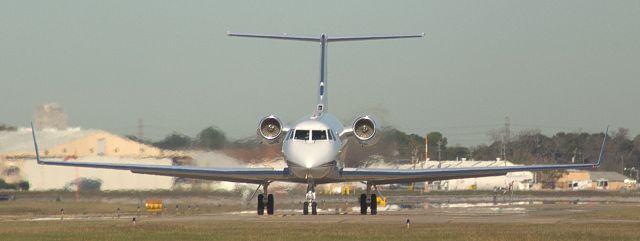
[227, 32, 425, 116]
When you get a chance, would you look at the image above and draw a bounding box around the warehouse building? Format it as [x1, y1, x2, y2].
[0, 128, 187, 190]
[556, 170, 636, 191]
[366, 160, 535, 191]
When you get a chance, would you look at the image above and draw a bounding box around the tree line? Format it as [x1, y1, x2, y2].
[3, 122, 638, 173]
[340, 127, 640, 174]
[127, 126, 227, 151]
[126, 126, 280, 162]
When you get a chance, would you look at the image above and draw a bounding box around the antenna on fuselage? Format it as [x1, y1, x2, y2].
[227, 32, 425, 116]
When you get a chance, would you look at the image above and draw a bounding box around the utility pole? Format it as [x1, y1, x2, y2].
[137, 118, 144, 141]
[502, 116, 510, 163]
[437, 140, 442, 168]
[425, 134, 429, 162]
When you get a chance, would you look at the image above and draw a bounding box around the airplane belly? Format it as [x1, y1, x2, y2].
[287, 161, 339, 180]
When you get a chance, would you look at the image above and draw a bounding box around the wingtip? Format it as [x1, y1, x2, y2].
[30, 122, 42, 164]
[594, 125, 609, 168]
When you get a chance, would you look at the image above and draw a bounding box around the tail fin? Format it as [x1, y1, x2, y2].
[228, 32, 424, 115]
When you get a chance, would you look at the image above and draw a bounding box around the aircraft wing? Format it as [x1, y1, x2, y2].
[35, 160, 288, 184]
[341, 127, 608, 185]
[30, 124, 288, 184]
[340, 163, 597, 185]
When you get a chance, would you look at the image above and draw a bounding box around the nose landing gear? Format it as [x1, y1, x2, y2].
[303, 180, 317, 215]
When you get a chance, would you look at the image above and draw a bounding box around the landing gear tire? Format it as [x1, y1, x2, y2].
[311, 201, 318, 215]
[303, 202, 309, 215]
[267, 194, 275, 215]
[370, 194, 377, 215]
[257, 194, 264, 215]
[360, 194, 367, 215]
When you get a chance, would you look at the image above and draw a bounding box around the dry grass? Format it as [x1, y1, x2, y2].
[0, 201, 136, 217]
[0, 219, 638, 241]
[573, 204, 640, 221]
[0, 200, 251, 219]
[2, 191, 640, 240]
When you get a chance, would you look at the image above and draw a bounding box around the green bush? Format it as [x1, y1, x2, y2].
[65, 178, 102, 191]
[0, 179, 30, 191]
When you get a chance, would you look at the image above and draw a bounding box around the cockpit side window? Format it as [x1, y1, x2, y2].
[328, 129, 335, 140]
[294, 130, 309, 140]
[287, 129, 295, 140]
[312, 130, 327, 140]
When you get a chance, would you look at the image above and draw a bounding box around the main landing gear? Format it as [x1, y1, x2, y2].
[303, 180, 318, 215]
[359, 182, 377, 215]
[257, 182, 274, 215]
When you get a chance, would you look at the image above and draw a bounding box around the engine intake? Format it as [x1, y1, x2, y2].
[257, 115, 283, 144]
[352, 116, 377, 144]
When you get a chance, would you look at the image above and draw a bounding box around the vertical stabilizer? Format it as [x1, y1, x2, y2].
[317, 34, 328, 115]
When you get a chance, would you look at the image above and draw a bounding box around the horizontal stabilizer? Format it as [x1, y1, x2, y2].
[327, 33, 425, 42]
[227, 32, 425, 42]
[227, 32, 319, 42]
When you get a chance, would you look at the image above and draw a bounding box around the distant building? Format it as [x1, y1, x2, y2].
[368, 160, 534, 191]
[0, 128, 188, 190]
[556, 170, 636, 191]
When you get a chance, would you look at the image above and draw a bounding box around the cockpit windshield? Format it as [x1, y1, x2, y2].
[294, 130, 310, 140]
[312, 130, 327, 140]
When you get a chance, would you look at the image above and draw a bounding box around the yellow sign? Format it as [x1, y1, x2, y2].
[145, 199, 163, 212]
[341, 186, 351, 195]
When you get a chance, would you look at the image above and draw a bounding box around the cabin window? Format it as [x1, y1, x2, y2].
[312, 130, 327, 140]
[294, 130, 310, 140]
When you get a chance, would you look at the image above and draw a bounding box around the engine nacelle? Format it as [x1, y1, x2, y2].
[257, 115, 284, 144]
[352, 115, 378, 145]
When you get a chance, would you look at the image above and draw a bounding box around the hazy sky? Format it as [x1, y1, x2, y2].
[1, 1, 638, 146]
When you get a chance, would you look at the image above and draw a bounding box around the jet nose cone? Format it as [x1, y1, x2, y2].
[289, 152, 331, 170]
[302, 157, 324, 169]
[284, 140, 337, 170]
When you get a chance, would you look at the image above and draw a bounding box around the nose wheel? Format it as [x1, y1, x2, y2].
[303, 194, 318, 215]
[303, 180, 318, 215]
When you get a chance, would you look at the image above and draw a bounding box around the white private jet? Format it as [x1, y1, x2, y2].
[31, 32, 607, 216]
